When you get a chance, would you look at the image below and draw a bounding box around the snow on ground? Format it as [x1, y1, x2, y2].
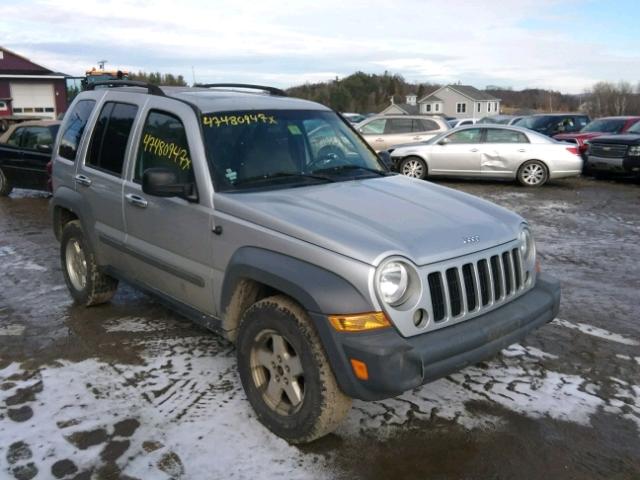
[553, 318, 639, 346]
[2, 313, 638, 479]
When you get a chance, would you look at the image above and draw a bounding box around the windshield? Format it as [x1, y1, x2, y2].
[627, 122, 640, 134]
[581, 118, 627, 133]
[201, 110, 386, 191]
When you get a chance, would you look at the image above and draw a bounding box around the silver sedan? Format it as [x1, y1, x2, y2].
[389, 125, 583, 186]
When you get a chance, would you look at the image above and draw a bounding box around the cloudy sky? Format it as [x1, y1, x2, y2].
[1, 0, 637, 93]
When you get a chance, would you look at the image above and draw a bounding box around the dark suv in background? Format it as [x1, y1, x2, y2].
[585, 121, 640, 178]
[516, 113, 590, 137]
[554, 116, 640, 159]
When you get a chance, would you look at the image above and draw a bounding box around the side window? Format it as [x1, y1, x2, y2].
[445, 128, 482, 144]
[485, 128, 528, 144]
[6, 127, 24, 146]
[58, 100, 96, 161]
[360, 118, 386, 135]
[134, 111, 193, 184]
[387, 118, 413, 134]
[414, 119, 439, 132]
[21, 127, 54, 150]
[86, 102, 138, 176]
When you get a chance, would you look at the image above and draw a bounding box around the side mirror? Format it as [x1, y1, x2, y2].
[142, 168, 196, 201]
[378, 150, 393, 169]
[438, 137, 450, 146]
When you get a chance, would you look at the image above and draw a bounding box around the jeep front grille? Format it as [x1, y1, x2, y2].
[427, 247, 527, 323]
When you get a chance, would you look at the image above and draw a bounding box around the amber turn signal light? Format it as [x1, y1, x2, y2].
[350, 359, 369, 381]
[328, 312, 391, 332]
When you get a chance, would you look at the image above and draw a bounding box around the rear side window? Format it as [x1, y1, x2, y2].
[58, 100, 96, 161]
[485, 128, 528, 144]
[387, 118, 413, 134]
[415, 118, 440, 131]
[134, 110, 193, 184]
[6, 127, 23, 146]
[87, 102, 138, 176]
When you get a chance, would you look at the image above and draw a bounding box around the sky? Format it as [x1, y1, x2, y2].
[1, 0, 639, 93]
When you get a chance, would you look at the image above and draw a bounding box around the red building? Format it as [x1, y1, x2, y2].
[0, 46, 68, 121]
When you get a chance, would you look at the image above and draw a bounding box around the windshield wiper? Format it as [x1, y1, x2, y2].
[312, 165, 388, 176]
[233, 171, 336, 187]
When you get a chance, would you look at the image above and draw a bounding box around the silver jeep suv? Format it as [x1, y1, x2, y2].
[50, 81, 560, 443]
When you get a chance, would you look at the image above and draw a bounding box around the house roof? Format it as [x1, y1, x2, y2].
[424, 95, 442, 102]
[419, 84, 500, 103]
[0, 45, 69, 76]
[382, 103, 419, 115]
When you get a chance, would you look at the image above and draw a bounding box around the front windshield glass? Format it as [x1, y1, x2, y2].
[627, 122, 640, 134]
[581, 118, 626, 133]
[202, 110, 386, 191]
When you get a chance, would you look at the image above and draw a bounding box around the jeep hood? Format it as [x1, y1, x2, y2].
[214, 175, 522, 266]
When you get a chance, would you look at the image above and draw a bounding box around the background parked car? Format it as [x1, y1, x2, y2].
[554, 116, 640, 159]
[356, 115, 449, 151]
[515, 113, 590, 137]
[0, 119, 61, 195]
[448, 118, 478, 128]
[341, 112, 366, 124]
[585, 121, 640, 178]
[477, 115, 523, 125]
[389, 125, 582, 187]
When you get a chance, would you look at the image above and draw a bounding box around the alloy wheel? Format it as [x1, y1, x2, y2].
[250, 329, 305, 416]
[401, 158, 425, 178]
[65, 239, 88, 291]
[521, 163, 546, 185]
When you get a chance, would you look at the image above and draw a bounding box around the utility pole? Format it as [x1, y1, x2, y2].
[98, 60, 108, 70]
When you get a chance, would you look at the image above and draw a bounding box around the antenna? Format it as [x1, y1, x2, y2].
[97, 59, 108, 70]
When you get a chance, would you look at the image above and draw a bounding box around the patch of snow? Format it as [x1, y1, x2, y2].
[553, 318, 639, 346]
[502, 343, 559, 360]
[0, 324, 25, 336]
[103, 317, 169, 333]
[0, 246, 16, 257]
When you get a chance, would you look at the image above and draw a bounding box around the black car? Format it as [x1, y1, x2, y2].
[515, 114, 590, 137]
[0, 120, 61, 195]
[585, 121, 640, 177]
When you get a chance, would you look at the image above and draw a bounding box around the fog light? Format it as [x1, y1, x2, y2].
[328, 312, 391, 332]
[350, 359, 369, 380]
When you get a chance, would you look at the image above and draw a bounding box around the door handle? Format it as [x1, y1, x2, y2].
[470, 148, 479, 152]
[412, 136, 423, 140]
[517, 149, 526, 152]
[74, 174, 92, 187]
[375, 138, 384, 142]
[125, 193, 148, 208]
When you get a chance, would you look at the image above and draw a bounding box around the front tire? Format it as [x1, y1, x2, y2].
[60, 220, 118, 306]
[0, 168, 13, 196]
[236, 295, 351, 443]
[400, 156, 428, 180]
[517, 160, 548, 187]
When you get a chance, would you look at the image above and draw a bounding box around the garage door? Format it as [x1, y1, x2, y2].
[10, 82, 56, 119]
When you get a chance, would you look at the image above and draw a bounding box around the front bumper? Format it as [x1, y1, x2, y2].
[315, 273, 560, 401]
[588, 154, 640, 175]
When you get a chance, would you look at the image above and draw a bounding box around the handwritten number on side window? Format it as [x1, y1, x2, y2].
[142, 133, 191, 170]
[202, 114, 278, 128]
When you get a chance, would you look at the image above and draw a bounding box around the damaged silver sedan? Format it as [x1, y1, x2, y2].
[389, 125, 583, 186]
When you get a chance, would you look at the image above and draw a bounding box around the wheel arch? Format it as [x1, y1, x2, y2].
[220, 247, 373, 342]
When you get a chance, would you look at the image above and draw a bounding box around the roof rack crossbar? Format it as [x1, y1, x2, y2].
[86, 80, 165, 96]
[195, 83, 287, 97]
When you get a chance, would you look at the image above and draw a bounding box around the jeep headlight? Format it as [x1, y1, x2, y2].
[519, 225, 536, 266]
[628, 145, 640, 156]
[377, 261, 409, 306]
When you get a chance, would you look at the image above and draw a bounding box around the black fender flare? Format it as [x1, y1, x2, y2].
[221, 246, 373, 318]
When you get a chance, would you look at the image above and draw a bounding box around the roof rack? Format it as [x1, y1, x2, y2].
[194, 83, 287, 97]
[86, 80, 165, 96]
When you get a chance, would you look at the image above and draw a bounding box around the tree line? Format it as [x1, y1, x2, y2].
[286, 72, 640, 117]
[128, 71, 187, 86]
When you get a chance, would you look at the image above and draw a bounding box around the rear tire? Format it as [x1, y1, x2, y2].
[0, 168, 13, 196]
[400, 156, 428, 180]
[517, 160, 548, 187]
[236, 295, 351, 443]
[60, 220, 118, 306]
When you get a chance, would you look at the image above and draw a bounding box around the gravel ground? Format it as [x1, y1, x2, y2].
[0, 176, 639, 480]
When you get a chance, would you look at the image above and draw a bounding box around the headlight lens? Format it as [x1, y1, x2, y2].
[519, 226, 535, 265]
[628, 145, 640, 156]
[378, 261, 409, 306]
